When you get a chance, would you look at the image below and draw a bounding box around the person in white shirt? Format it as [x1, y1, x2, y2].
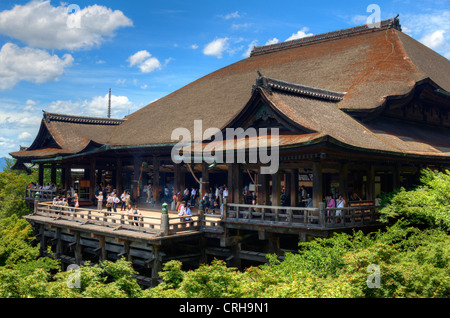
[95, 192, 103, 211]
[222, 187, 229, 205]
[190, 188, 197, 206]
[113, 193, 120, 212]
[120, 191, 127, 211]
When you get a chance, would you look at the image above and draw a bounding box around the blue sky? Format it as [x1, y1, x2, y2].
[0, 0, 449, 158]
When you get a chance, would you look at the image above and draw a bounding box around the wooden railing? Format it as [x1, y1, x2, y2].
[31, 201, 379, 237]
[33, 202, 202, 236]
[224, 203, 379, 229]
[26, 188, 56, 201]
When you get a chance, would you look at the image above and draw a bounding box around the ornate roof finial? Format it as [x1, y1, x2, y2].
[257, 67, 263, 78]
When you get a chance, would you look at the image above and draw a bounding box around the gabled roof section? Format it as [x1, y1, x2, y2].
[43, 112, 125, 126]
[253, 75, 346, 102]
[10, 111, 125, 160]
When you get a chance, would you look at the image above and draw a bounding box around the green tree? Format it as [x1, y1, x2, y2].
[379, 169, 450, 230]
[0, 158, 35, 218]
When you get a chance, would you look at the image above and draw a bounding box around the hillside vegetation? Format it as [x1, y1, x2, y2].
[0, 163, 448, 298]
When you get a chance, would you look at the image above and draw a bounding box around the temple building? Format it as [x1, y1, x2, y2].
[12, 16, 450, 208]
[10, 16, 450, 278]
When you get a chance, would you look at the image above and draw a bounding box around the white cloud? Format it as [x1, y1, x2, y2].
[0, 137, 16, 150]
[18, 132, 33, 140]
[203, 38, 229, 58]
[128, 50, 162, 73]
[402, 11, 450, 58]
[420, 30, 446, 50]
[265, 38, 279, 45]
[44, 94, 138, 118]
[0, 43, 73, 90]
[85, 94, 135, 117]
[350, 14, 369, 26]
[47, 100, 85, 114]
[223, 11, 240, 20]
[0, 108, 42, 127]
[286, 27, 314, 42]
[243, 40, 258, 58]
[231, 23, 252, 30]
[191, 44, 199, 50]
[0, 1, 133, 51]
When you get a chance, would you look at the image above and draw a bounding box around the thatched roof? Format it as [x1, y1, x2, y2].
[107, 16, 450, 150]
[10, 112, 124, 159]
[11, 16, 450, 161]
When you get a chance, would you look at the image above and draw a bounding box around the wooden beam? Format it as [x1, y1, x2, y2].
[89, 159, 96, 202]
[38, 164, 44, 186]
[201, 162, 209, 198]
[116, 158, 123, 195]
[339, 163, 349, 202]
[152, 157, 160, 203]
[366, 164, 375, 201]
[257, 168, 270, 205]
[312, 161, 323, 208]
[271, 172, 281, 206]
[290, 169, 299, 207]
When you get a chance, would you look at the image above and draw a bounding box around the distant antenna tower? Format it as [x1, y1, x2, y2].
[107, 88, 111, 118]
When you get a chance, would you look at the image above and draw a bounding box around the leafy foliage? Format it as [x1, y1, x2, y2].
[0, 159, 35, 218]
[0, 166, 448, 298]
[379, 169, 450, 230]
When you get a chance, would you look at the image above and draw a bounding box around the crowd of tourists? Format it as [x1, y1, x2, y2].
[28, 182, 57, 190]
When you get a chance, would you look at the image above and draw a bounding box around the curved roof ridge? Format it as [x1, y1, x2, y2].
[253, 75, 346, 102]
[43, 111, 125, 126]
[250, 15, 401, 57]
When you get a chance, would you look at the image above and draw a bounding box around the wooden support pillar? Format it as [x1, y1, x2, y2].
[152, 157, 160, 203]
[174, 163, 181, 193]
[271, 172, 281, 206]
[50, 164, 57, 185]
[234, 163, 242, 204]
[257, 168, 270, 205]
[74, 232, 82, 265]
[180, 166, 186, 192]
[152, 245, 161, 284]
[39, 224, 46, 257]
[55, 228, 62, 258]
[339, 163, 349, 202]
[201, 162, 209, 198]
[116, 158, 122, 195]
[290, 169, 299, 207]
[60, 166, 66, 190]
[312, 161, 323, 208]
[227, 164, 233, 203]
[267, 233, 280, 255]
[38, 164, 44, 186]
[133, 157, 142, 202]
[393, 163, 401, 191]
[230, 163, 243, 204]
[64, 163, 72, 190]
[98, 236, 106, 261]
[366, 164, 375, 201]
[123, 240, 131, 262]
[89, 159, 96, 201]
